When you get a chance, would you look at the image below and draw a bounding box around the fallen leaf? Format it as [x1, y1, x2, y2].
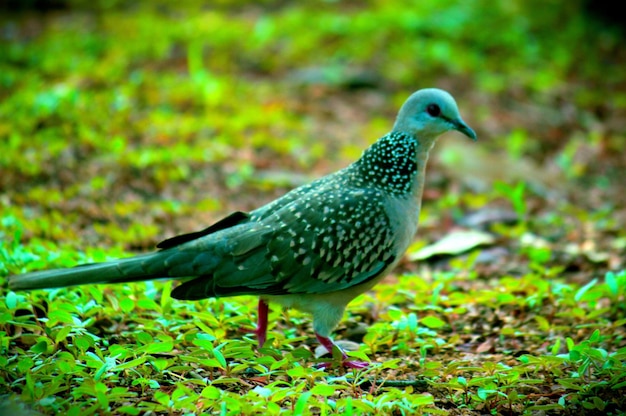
[408, 229, 495, 261]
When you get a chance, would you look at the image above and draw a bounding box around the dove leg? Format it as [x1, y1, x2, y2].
[255, 299, 269, 348]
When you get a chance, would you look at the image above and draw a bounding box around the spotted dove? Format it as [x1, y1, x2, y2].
[9, 88, 476, 368]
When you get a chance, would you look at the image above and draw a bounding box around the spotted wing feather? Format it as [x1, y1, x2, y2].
[171, 187, 397, 299]
[266, 188, 397, 294]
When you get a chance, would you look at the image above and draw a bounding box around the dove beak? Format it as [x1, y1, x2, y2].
[452, 119, 477, 141]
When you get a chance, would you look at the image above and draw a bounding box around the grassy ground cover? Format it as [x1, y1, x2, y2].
[1, 1, 625, 414]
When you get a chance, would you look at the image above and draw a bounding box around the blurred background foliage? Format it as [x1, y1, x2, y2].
[0, 0, 625, 414]
[1, 0, 624, 254]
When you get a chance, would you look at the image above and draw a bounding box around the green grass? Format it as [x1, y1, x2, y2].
[1, 0, 625, 414]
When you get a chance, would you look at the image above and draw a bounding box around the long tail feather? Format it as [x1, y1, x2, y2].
[8, 252, 171, 291]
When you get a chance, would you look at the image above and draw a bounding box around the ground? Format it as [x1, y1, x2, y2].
[0, 1, 625, 415]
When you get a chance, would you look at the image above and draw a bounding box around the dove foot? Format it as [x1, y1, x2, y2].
[315, 333, 369, 369]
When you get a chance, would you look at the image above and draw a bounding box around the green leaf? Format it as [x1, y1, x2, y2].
[120, 298, 135, 313]
[293, 392, 313, 415]
[17, 356, 34, 373]
[47, 309, 75, 325]
[160, 280, 173, 315]
[212, 347, 227, 369]
[151, 358, 170, 371]
[75, 334, 93, 351]
[31, 339, 51, 354]
[420, 315, 446, 329]
[557, 378, 584, 390]
[612, 380, 626, 390]
[5, 291, 18, 309]
[137, 298, 159, 310]
[55, 325, 73, 344]
[116, 406, 141, 415]
[575, 278, 598, 302]
[604, 271, 618, 295]
[476, 387, 492, 400]
[310, 384, 339, 396]
[136, 332, 153, 345]
[140, 341, 174, 354]
[154, 390, 171, 407]
[114, 357, 147, 371]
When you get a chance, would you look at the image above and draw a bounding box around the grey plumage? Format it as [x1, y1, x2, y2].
[8, 88, 476, 367]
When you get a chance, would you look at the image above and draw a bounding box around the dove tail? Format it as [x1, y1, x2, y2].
[8, 252, 170, 291]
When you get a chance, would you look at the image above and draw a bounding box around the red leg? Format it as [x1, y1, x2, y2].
[255, 299, 269, 348]
[315, 333, 368, 369]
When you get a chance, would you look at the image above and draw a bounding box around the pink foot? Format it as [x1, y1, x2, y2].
[315, 333, 369, 369]
[343, 360, 369, 369]
[316, 360, 369, 370]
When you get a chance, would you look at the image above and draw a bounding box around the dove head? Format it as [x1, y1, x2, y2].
[393, 88, 476, 144]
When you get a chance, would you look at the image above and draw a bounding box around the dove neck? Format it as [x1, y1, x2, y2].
[349, 132, 430, 196]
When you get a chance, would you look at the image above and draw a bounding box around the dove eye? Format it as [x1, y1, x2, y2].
[426, 104, 441, 117]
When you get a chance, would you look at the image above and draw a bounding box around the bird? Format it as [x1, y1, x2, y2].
[8, 88, 476, 368]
